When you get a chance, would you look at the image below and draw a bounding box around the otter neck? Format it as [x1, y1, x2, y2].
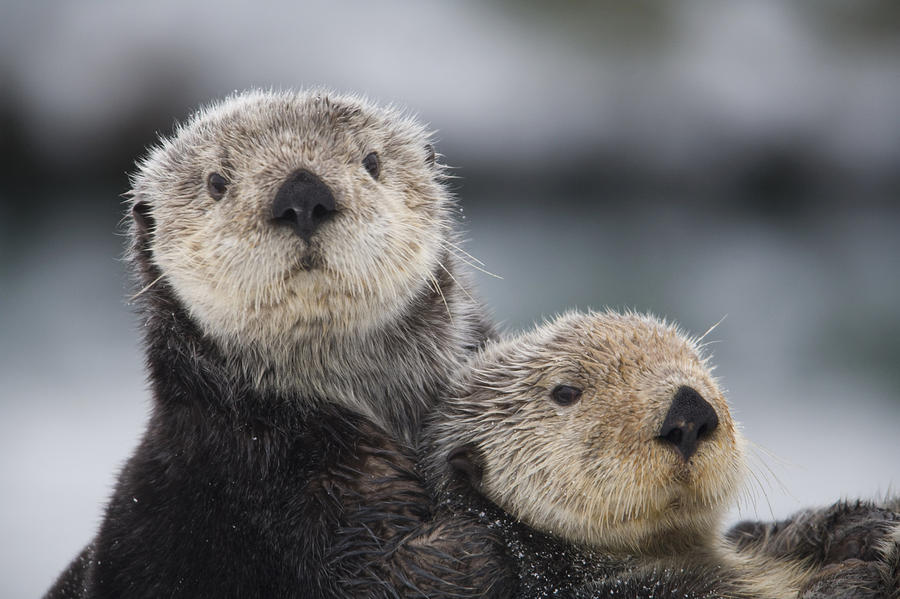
[137, 252, 489, 444]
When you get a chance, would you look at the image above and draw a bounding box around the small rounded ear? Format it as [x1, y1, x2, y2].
[131, 200, 155, 237]
[424, 143, 436, 166]
[447, 444, 483, 489]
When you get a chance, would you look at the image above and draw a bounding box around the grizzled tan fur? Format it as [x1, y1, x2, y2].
[426, 310, 827, 597]
[129, 89, 488, 442]
[429, 310, 746, 554]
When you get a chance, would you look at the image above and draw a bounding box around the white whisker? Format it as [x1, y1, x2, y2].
[128, 273, 165, 301]
[427, 271, 453, 324]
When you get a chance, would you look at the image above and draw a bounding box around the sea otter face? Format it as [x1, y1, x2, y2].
[129, 90, 448, 346]
[437, 311, 745, 554]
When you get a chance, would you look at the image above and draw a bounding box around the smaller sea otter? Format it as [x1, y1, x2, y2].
[423, 310, 900, 598]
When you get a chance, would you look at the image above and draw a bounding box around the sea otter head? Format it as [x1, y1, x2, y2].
[128, 89, 451, 349]
[430, 310, 745, 555]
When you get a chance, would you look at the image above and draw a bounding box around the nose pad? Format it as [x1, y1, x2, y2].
[271, 169, 337, 242]
[658, 385, 719, 461]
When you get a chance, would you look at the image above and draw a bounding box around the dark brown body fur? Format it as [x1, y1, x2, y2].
[730, 500, 900, 598]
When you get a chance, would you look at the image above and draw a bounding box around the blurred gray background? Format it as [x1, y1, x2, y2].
[2, 1, 899, 596]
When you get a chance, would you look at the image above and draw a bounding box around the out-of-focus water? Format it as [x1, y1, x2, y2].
[3, 1, 900, 184]
[2, 189, 898, 597]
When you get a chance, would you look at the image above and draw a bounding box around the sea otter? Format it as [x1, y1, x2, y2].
[44, 89, 511, 599]
[423, 310, 900, 598]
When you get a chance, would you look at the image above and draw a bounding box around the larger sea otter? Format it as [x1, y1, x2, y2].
[44, 90, 509, 598]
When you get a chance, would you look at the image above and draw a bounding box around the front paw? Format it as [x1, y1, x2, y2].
[816, 502, 899, 565]
[729, 500, 900, 566]
[800, 559, 889, 599]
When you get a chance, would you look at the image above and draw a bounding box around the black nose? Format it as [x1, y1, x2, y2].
[658, 386, 719, 461]
[271, 169, 337, 241]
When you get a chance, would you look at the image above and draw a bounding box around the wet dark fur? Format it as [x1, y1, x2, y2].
[43, 173, 510, 597]
[45, 401, 513, 598]
[729, 501, 900, 598]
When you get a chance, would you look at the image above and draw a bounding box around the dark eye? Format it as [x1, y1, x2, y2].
[207, 172, 228, 200]
[362, 151, 380, 180]
[550, 385, 582, 406]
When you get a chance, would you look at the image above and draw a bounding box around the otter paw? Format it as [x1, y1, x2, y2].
[800, 559, 889, 599]
[818, 503, 900, 565]
[729, 501, 900, 566]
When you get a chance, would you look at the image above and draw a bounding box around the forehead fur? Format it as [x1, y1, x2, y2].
[133, 89, 434, 189]
[472, 310, 708, 389]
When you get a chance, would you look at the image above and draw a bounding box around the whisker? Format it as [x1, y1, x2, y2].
[438, 261, 476, 303]
[388, 220, 503, 279]
[128, 273, 165, 301]
[696, 314, 727, 345]
[446, 250, 504, 280]
[746, 440, 793, 499]
[740, 446, 787, 520]
[440, 238, 486, 266]
[427, 271, 453, 324]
